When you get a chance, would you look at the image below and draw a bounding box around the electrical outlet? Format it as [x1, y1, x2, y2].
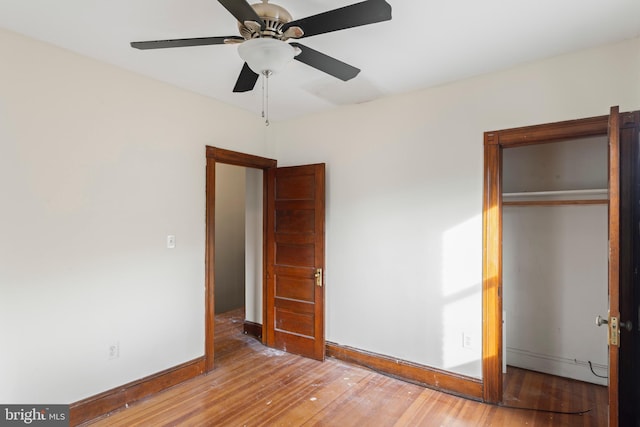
[167, 235, 176, 249]
[108, 342, 120, 360]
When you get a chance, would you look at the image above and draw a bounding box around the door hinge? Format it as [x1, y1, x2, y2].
[609, 316, 619, 346]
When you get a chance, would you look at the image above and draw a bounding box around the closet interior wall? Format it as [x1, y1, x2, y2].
[502, 136, 609, 386]
[214, 164, 246, 314]
[212, 163, 264, 323]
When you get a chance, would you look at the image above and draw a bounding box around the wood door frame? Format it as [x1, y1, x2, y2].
[482, 114, 611, 403]
[205, 146, 277, 372]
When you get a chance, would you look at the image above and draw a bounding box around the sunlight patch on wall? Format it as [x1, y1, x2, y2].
[442, 291, 482, 371]
[442, 214, 481, 297]
[441, 214, 482, 374]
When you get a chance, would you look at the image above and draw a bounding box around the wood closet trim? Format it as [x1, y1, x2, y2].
[486, 115, 609, 147]
[205, 146, 276, 372]
[482, 114, 609, 403]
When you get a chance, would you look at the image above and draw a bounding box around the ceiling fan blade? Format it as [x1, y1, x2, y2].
[218, 0, 265, 28]
[233, 62, 260, 92]
[282, 0, 391, 39]
[131, 36, 243, 50]
[290, 43, 360, 81]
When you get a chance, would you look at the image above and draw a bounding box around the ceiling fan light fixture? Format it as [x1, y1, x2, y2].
[238, 38, 295, 75]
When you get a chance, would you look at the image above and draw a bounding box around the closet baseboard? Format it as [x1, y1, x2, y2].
[506, 348, 607, 386]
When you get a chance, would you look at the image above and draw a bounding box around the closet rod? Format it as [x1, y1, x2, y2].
[502, 189, 608, 198]
[503, 199, 608, 207]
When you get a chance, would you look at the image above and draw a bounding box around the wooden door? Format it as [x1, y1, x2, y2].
[618, 111, 640, 426]
[265, 164, 325, 361]
[608, 106, 621, 427]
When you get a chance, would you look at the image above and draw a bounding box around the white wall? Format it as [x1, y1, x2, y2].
[271, 37, 640, 379]
[0, 29, 268, 403]
[503, 137, 609, 193]
[214, 164, 246, 313]
[503, 205, 608, 384]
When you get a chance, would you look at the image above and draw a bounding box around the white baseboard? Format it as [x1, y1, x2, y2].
[506, 347, 608, 386]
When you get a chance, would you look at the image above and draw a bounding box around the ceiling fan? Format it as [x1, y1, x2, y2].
[130, 0, 392, 93]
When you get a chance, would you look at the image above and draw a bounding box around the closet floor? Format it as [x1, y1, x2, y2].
[503, 365, 607, 426]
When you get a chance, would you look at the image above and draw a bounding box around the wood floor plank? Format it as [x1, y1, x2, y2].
[301, 374, 423, 426]
[81, 309, 609, 426]
[246, 363, 371, 425]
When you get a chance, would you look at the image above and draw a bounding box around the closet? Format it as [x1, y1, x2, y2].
[502, 135, 609, 386]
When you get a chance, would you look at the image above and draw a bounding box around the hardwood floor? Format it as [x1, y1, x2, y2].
[82, 309, 607, 426]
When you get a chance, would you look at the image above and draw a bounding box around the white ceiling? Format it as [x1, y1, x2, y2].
[1, 0, 639, 121]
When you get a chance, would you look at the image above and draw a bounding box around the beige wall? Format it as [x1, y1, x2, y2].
[0, 29, 268, 403]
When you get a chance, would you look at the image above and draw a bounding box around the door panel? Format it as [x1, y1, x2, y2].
[275, 301, 315, 336]
[275, 241, 315, 266]
[608, 106, 620, 427]
[276, 274, 315, 302]
[276, 208, 315, 233]
[266, 164, 325, 361]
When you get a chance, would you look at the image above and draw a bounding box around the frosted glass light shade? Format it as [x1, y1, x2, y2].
[238, 38, 295, 75]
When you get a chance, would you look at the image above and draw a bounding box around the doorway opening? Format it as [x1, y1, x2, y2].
[204, 147, 327, 369]
[502, 135, 610, 385]
[500, 135, 610, 418]
[213, 161, 266, 335]
[214, 163, 248, 319]
[204, 147, 277, 372]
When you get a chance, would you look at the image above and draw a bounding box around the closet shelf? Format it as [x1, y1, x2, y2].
[502, 188, 608, 206]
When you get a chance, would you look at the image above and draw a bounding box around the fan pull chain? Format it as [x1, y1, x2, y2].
[261, 70, 272, 126]
[261, 73, 265, 121]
